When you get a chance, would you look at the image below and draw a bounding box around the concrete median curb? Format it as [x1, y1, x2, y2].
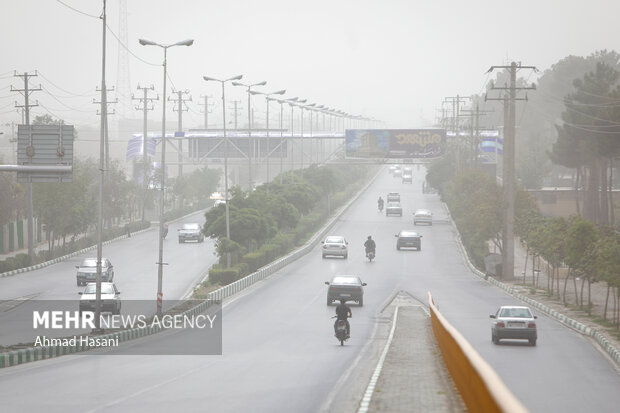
[444, 202, 620, 367]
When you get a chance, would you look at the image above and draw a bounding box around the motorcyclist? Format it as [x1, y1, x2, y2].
[377, 196, 384, 211]
[364, 235, 376, 258]
[334, 299, 352, 337]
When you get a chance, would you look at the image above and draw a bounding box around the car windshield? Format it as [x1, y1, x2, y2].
[83, 284, 115, 294]
[400, 232, 419, 237]
[325, 237, 344, 244]
[415, 210, 430, 215]
[332, 276, 360, 285]
[500, 308, 532, 318]
[387, 202, 400, 207]
[80, 259, 106, 268]
[182, 224, 200, 230]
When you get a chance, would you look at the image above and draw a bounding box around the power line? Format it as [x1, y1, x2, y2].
[55, 0, 100, 19]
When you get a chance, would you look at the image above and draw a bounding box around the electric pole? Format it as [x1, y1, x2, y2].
[133, 84, 158, 221]
[93, 86, 117, 176]
[170, 89, 191, 176]
[460, 103, 494, 168]
[199, 95, 214, 129]
[444, 95, 470, 171]
[486, 61, 537, 280]
[11, 71, 41, 260]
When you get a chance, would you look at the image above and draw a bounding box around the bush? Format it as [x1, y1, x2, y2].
[209, 266, 243, 286]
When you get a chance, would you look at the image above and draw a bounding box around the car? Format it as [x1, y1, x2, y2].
[387, 192, 400, 202]
[388, 165, 397, 174]
[325, 275, 367, 306]
[402, 174, 413, 184]
[76, 258, 114, 286]
[403, 166, 412, 175]
[391, 164, 401, 175]
[321, 236, 349, 259]
[178, 223, 205, 243]
[213, 199, 226, 207]
[413, 209, 433, 225]
[490, 306, 538, 346]
[78, 282, 121, 315]
[393, 168, 402, 177]
[386, 202, 403, 216]
[395, 230, 422, 250]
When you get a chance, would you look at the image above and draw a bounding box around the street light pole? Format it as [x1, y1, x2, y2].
[204, 75, 243, 268]
[139, 37, 193, 316]
[253, 89, 285, 187]
[232, 81, 266, 191]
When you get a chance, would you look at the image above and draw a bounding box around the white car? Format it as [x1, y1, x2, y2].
[321, 236, 348, 259]
[79, 282, 121, 315]
[413, 209, 433, 225]
[490, 306, 537, 346]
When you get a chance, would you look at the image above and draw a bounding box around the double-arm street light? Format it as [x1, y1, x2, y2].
[289, 99, 306, 174]
[204, 74, 243, 268]
[274, 97, 297, 183]
[138, 37, 193, 316]
[251, 88, 285, 186]
[232, 80, 266, 191]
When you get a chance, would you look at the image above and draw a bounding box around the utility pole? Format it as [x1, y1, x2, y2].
[486, 61, 537, 281]
[231, 100, 242, 130]
[93, 87, 117, 176]
[460, 103, 493, 168]
[133, 84, 158, 221]
[170, 89, 191, 176]
[199, 95, 213, 129]
[444, 95, 470, 171]
[12, 71, 41, 260]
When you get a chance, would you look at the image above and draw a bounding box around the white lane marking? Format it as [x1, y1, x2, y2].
[357, 306, 400, 413]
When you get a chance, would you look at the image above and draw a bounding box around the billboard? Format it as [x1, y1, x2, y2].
[17, 124, 74, 183]
[346, 129, 445, 159]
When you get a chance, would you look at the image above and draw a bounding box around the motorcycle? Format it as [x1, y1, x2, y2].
[333, 316, 350, 346]
[366, 249, 375, 262]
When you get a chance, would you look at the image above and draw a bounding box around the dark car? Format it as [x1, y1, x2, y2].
[178, 223, 205, 243]
[325, 275, 367, 306]
[79, 282, 121, 315]
[76, 258, 114, 286]
[395, 230, 422, 251]
[490, 306, 538, 346]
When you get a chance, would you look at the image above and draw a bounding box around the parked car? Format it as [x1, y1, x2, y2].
[395, 230, 422, 250]
[325, 275, 366, 306]
[413, 209, 433, 225]
[178, 223, 205, 243]
[78, 282, 121, 315]
[490, 306, 538, 346]
[402, 174, 413, 184]
[386, 202, 403, 216]
[321, 236, 348, 259]
[76, 258, 114, 286]
[387, 192, 400, 202]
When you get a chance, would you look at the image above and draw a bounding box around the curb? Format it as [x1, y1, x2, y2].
[445, 203, 620, 367]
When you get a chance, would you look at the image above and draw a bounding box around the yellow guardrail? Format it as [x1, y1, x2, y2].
[428, 292, 529, 413]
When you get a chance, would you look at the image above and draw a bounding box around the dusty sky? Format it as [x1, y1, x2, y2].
[1, 0, 619, 138]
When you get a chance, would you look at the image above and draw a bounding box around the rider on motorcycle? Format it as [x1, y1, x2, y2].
[377, 196, 384, 211]
[364, 235, 376, 258]
[335, 299, 352, 337]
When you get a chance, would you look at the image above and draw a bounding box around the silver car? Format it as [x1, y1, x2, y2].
[178, 223, 205, 243]
[386, 202, 403, 217]
[76, 258, 114, 286]
[490, 306, 538, 346]
[321, 236, 348, 259]
[79, 282, 121, 315]
[413, 209, 433, 225]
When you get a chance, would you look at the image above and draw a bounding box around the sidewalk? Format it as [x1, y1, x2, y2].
[363, 294, 465, 412]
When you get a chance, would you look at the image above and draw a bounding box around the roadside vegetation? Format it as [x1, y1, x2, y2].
[199, 164, 373, 289]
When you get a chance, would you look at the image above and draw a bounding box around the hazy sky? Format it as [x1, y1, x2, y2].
[1, 0, 619, 134]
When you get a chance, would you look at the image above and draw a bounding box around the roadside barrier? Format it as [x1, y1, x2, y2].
[428, 292, 529, 413]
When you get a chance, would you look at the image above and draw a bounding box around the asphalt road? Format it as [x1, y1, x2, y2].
[1, 168, 619, 412]
[0, 211, 218, 345]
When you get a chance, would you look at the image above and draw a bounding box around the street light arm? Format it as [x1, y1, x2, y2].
[174, 39, 194, 46]
[139, 38, 158, 46]
[203, 76, 221, 82]
[227, 75, 243, 82]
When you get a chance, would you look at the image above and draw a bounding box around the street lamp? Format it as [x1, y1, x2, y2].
[204, 74, 243, 268]
[277, 97, 297, 183]
[139, 37, 193, 316]
[305, 103, 316, 169]
[289, 99, 306, 175]
[251, 89, 285, 186]
[232, 80, 266, 191]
